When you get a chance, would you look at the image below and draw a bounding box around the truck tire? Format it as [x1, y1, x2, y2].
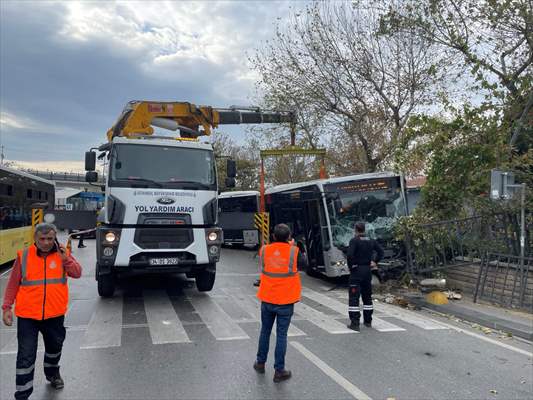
[97, 271, 115, 298]
[195, 269, 216, 292]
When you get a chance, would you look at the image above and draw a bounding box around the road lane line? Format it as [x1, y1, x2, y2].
[291, 341, 372, 400]
[81, 297, 123, 349]
[337, 293, 447, 330]
[1, 333, 45, 355]
[302, 288, 405, 332]
[374, 303, 448, 330]
[221, 289, 306, 336]
[144, 290, 190, 344]
[188, 294, 249, 341]
[296, 302, 357, 334]
[418, 312, 533, 357]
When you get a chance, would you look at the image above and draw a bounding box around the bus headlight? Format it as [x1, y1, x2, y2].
[105, 232, 117, 243]
[331, 260, 347, 266]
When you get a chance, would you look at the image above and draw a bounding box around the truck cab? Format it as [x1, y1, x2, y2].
[86, 136, 231, 297]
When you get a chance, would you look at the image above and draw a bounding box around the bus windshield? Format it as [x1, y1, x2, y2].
[109, 144, 217, 190]
[324, 179, 405, 248]
[219, 196, 258, 213]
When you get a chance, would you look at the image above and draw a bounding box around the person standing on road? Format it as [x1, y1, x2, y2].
[2, 223, 82, 400]
[77, 231, 86, 248]
[346, 222, 384, 331]
[254, 224, 303, 383]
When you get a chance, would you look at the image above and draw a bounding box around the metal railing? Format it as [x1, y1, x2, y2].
[405, 212, 531, 274]
[473, 253, 533, 310]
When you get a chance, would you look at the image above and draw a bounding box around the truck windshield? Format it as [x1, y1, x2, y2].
[325, 180, 405, 248]
[109, 144, 216, 190]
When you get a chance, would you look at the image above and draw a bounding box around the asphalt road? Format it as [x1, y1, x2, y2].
[1, 239, 532, 400]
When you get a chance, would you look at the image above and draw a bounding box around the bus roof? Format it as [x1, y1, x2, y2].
[265, 171, 399, 195]
[0, 165, 56, 186]
[218, 190, 259, 199]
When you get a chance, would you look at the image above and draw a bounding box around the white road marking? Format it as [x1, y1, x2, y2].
[291, 341, 372, 400]
[419, 312, 533, 357]
[302, 288, 405, 332]
[296, 302, 357, 334]
[337, 292, 447, 330]
[188, 294, 249, 341]
[81, 297, 123, 349]
[1, 332, 45, 355]
[144, 290, 190, 344]
[221, 289, 306, 337]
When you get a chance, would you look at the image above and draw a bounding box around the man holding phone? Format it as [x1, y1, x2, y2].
[2, 223, 82, 399]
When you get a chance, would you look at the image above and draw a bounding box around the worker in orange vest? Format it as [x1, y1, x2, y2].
[2, 223, 82, 400]
[253, 223, 305, 383]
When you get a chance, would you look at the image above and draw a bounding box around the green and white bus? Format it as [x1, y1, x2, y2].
[265, 172, 407, 277]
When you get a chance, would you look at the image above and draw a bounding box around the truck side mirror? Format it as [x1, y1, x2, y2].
[86, 171, 98, 183]
[226, 159, 236, 178]
[85, 151, 96, 171]
[225, 177, 236, 188]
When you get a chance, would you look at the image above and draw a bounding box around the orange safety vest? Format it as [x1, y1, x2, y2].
[257, 242, 301, 305]
[15, 245, 68, 320]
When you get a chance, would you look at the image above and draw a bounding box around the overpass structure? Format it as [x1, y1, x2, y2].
[22, 170, 104, 192]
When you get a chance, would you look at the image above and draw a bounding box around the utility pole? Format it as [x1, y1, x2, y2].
[0, 145, 4, 165]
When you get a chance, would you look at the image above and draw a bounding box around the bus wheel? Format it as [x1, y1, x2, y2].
[97, 270, 115, 298]
[306, 264, 321, 278]
[196, 269, 216, 292]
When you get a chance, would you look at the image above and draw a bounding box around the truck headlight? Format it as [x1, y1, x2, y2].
[209, 245, 219, 255]
[105, 232, 117, 243]
[103, 247, 114, 257]
[208, 231, 218, 242]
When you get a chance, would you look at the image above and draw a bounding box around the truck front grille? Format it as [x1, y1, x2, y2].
[134, 226, 193, 249]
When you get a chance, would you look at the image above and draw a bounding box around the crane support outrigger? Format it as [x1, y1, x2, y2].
[85, 100, 294, 297]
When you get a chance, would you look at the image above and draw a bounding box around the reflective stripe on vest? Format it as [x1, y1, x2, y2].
[20, 249, 67, 286]
[260, 245, 297, 277]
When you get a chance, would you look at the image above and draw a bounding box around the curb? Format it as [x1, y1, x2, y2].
[405, 295, 533, 341]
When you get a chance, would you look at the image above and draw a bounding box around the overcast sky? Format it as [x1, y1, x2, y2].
[0, 0, 305, 172]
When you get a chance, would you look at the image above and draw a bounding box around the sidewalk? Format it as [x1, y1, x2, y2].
[403, 293, 533, 341]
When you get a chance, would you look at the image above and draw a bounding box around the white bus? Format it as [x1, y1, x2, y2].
[218, 190, 259, 247]
[266, 172, 407, 278]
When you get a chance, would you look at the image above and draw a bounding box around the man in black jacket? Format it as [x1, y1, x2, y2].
[346, 222, 384, 331]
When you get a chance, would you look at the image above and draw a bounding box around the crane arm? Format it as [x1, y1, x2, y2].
[107, 101, 295, 141]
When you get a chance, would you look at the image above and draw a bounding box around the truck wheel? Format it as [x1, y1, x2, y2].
[195, 269, 216, 292]
[97, 272, 115, 298]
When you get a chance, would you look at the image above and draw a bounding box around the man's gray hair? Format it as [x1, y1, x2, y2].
[34, 222, 57, 236]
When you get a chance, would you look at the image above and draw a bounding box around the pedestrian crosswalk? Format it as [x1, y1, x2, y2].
[0, 287, 448, 354]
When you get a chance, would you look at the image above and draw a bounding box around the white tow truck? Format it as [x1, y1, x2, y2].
[85, 101, 293, 297]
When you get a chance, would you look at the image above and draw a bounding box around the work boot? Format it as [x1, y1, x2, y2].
[253, 361, 265, 373]
[78, 245, 86, 248]
[364, 321, 372, 328]
[46, 373, 64, 389]
[253, 279, 261, 287]
[273, 369, 292, 382]
[347, 321, 360, 331]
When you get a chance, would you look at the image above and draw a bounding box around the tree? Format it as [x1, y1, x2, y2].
[251, 0, 446, 172]
[211, 132, 259, 191]
[385, 0, 532, 153]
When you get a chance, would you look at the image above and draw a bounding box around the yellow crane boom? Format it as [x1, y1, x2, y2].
[107, 101, 295, 141]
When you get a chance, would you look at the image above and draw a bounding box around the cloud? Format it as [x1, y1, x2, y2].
[0, 0, 308, 172]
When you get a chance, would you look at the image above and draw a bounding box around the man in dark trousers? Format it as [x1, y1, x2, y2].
[2, 223, 82, 399]
[254, 224, 305, 383]
[346, 222, 384, 331]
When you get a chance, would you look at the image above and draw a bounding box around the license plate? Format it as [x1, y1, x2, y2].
[149, 257, 179, 266]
